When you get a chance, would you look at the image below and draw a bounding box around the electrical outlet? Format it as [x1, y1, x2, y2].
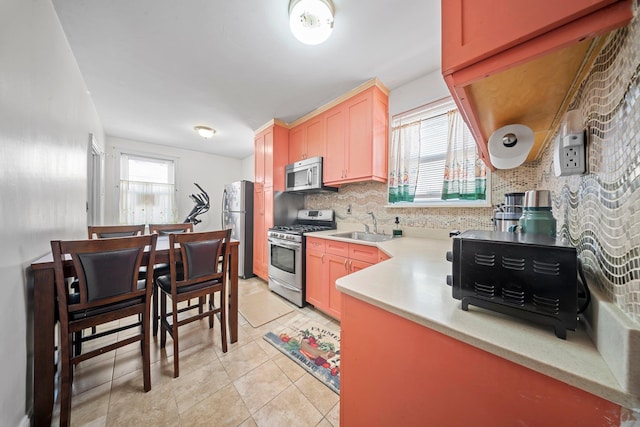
[553, 130, 587, 176]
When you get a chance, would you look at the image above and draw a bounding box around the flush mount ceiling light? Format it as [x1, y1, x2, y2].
[289, 0, 335, 45]
[194, 126, 216, 139]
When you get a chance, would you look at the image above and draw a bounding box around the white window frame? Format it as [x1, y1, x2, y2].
[115, 150, 179, 224]
[386, 98, 492, 208]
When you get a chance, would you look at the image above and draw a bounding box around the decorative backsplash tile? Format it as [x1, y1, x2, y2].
[308, 17, 640, 324]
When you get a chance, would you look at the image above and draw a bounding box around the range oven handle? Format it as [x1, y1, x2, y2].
[269, 276, 302, 293]
[267, 238, 301, 251]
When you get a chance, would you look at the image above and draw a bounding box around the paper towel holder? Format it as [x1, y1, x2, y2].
[488, 124, 534, 169]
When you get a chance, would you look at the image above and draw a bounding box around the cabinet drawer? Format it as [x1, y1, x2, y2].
[306, 237, 326, 251]
[326, 240, 349, 257]
[349, 243, 379, 264]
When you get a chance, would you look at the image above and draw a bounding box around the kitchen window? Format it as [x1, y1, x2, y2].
[387, 97, 491, 207]
[119, 153, 177, 224]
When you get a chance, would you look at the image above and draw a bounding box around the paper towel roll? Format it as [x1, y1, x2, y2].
[488, 124, 534, 169]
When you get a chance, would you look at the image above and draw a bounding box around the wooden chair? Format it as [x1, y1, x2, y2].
[156, 229, 231, 377]
[51, 234, 157, 427]
[88, 224, 146, 239]
[148, 223, 194, 335]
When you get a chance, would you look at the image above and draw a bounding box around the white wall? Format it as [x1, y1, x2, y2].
[388, 69, 450, 116]
[0, 0, 104, 425]
[241, 154, 255, 182]
[104, 136, 247, 231]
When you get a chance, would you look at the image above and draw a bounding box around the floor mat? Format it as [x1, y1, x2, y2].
[264, 321, 340, 394]
[239, 291, 294, 327]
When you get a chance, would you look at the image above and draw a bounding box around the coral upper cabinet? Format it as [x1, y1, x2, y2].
[324, 86, 388, 185]
[288, 115, 325, 162]
[441, 0, 634, 168]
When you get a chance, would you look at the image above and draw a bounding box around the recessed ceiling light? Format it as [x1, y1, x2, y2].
[194, 126, 216, 139]
[289, 0, 335, 45]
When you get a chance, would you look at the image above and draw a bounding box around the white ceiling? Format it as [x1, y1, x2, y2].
[52, 0, 442, 159]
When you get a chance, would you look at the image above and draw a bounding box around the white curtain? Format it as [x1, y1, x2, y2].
[441, 110, 486, 200]
[119, 180, 177, 225]
[388, 121, 421, 203]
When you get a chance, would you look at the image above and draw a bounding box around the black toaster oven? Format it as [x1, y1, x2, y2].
[446, 230, 578, 339]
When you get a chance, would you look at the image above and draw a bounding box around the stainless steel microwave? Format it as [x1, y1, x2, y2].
[284, 156, 337, 193]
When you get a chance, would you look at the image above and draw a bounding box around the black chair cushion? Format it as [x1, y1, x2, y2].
[68, 279, 146, 320]
[156, 274, 222, 295]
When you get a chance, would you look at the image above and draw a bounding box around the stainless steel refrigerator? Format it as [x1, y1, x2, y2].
[222, 180, 254, 279]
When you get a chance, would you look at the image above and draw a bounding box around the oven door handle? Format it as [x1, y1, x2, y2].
[267, 238, 300, 251]
[269, 276, 302, 293]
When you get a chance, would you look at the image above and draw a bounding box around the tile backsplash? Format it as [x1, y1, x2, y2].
[308, 16, 640, 325]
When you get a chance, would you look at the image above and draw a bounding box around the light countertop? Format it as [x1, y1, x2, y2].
[306, 230, 640, 410]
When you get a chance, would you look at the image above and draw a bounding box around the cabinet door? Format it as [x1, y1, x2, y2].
[325, 239, 349, 257]
[324, 105, 346, 184]
[253, 185, 266, 279]
[348, 243, 378, 264]
[350, 259, 374, 274]
[254, 133, 265, 185]
[306, 248, 327, 308]
[346, 92, 373, 181]
[263, 128, 274, 188]
[306, 116, 325, 159]
[288, 124, 305, 163]
[441, 0, 620, 74]
[378, 250, 391, 262]
[326, 253, 348, 320]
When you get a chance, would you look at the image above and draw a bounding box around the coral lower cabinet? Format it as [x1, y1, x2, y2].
[253, 121, 288, 280]
[306, 237, 381, 320]
[340, 294, 622, 426]
[441, 0, 634, 168]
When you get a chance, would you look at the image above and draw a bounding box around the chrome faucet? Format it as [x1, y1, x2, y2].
[366, 211, 377, 234]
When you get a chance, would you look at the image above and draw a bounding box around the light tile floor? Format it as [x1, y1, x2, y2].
[50, 277, 341, 427]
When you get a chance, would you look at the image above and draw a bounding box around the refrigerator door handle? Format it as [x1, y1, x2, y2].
[221, 189, 227, 227]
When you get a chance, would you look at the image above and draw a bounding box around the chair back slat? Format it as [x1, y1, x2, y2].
[149, 223, 193, 236]
[88, 224, 145, 239]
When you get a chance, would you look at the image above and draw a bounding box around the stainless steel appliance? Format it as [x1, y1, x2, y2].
[445, 230, 581, 339]
[268, 209, 336, 307]
[222, 180, 254, 279]
[492, 192, 524, 232]
[285, 156, 337, 193]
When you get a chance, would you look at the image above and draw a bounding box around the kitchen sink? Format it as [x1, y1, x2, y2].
[330, 231, 394, 242]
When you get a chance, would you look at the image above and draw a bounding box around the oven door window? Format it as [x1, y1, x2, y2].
[270, 244, 296, 274]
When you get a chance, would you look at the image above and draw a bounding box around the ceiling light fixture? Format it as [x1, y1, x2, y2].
[194, 126, 216, 139]
[289, 0, 335, 45]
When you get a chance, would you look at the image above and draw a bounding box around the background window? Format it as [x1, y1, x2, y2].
[119, 153, 177, 224]
[388, 98, 490, 206]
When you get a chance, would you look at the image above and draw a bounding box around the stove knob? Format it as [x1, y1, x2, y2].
[446, 251, 453, 262]
[446, 275, 453, 287]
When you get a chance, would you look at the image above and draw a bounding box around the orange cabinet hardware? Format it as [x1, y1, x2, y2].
[441, 0, 633, 168]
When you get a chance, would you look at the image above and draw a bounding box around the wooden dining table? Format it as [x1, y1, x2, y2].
[30, 236, 239, 427]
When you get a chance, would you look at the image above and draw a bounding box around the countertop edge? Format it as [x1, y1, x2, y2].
[306, 230, 640, 410]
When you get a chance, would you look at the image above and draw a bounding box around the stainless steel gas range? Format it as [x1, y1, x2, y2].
[267, 209, 335, 307]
